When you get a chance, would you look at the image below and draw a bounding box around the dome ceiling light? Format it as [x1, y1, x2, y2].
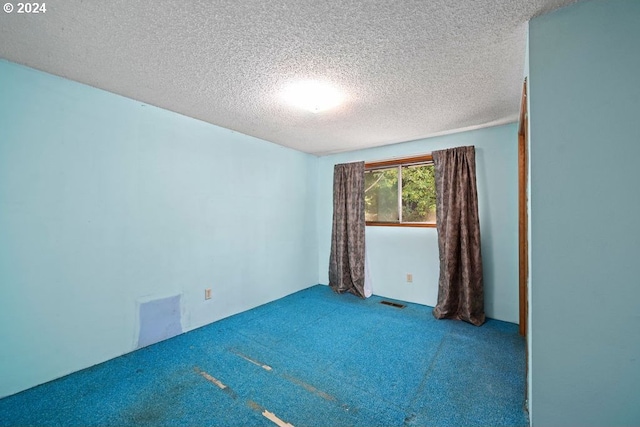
[281, 80, 345, 113]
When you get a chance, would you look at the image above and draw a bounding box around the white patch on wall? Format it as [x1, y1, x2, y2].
[136, 294, 183, 349]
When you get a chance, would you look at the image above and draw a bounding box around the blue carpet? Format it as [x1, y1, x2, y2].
[0, 285, 528, 427]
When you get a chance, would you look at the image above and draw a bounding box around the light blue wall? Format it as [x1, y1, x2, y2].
[528, 0, 640, 425]
[525, 26, 534, 416]
[0, 60, 318, 398]
[317, 124, 519, 322]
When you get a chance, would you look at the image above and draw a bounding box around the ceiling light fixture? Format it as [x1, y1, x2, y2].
[281, 80, 344, 113]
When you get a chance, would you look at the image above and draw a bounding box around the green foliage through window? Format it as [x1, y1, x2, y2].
[365, 162, 436, 224]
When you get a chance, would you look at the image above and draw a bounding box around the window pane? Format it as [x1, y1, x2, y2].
[401, 164, 436, 223]
[365, 168, 399, 222]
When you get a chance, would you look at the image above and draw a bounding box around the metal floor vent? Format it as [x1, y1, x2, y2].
[380, 301, 406, 309]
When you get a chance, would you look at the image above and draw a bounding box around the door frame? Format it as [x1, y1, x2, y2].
[518, 78, 529, 337]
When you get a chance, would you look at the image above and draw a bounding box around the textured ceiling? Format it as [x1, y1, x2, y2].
[0, 0, 577, 155]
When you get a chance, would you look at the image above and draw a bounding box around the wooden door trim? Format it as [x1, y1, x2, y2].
[518, 78, 529, 337]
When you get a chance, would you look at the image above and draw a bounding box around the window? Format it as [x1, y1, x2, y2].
[365, 155, 436, 227]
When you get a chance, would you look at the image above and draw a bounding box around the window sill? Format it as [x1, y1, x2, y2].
[366, 222, 436, 228]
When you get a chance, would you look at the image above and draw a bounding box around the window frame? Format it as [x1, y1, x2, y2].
[365, 154, 436, 228]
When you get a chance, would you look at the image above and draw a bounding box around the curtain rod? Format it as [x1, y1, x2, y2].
[365, 154, 433, 169]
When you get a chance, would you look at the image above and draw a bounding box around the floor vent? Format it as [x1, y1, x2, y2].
[380, 301, 406, 309]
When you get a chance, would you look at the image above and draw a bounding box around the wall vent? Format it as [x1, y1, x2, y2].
[380, 300, 406, 309]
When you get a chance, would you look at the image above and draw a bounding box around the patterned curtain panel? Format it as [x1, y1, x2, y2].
[329, 162, 366, 298]
[432, 146, 485, 326]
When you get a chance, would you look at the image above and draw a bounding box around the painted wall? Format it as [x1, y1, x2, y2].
[0, 60, 318, 398]
[317, 124, 519, 323]
[524, 26, 534, 416]
[528, 0, 640, 425]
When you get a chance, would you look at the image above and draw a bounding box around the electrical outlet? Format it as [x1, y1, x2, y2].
[204, 288, 212, 300]
[406, 273, 413, 283]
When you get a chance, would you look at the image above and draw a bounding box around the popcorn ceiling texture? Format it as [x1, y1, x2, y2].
[0, 0, 578, 155]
